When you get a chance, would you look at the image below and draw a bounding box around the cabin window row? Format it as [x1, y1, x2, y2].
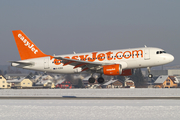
[78, 53, 142, 61]
[52, 54, 143, 63]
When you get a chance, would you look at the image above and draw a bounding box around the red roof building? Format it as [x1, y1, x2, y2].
[56, 80, 72, 89]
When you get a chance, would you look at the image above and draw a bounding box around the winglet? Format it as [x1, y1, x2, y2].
[12, 30, 48, 60]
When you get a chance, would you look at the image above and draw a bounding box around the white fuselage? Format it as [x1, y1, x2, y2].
[12, 47, 174, 74]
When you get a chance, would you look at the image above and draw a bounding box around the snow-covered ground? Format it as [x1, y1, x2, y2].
[1, 89, 180, 120]
[1, 88, 180, 97]
[0, 99, 180, 120]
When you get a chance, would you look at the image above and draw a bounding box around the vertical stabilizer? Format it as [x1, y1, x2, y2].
[12, 30, 47, 60]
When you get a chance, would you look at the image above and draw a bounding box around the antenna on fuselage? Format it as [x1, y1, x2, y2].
[73, 51, 76, 54]
[144, 45, 147, 48]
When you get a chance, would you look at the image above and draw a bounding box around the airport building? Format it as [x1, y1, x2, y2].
[0, 75, 11, 89]
[5, 74, 29, 80]
[102, 79, 123, 88]
[124, 78, 135, 88]
[154, 75, 179, 88]
[7, 77, 33, 89]
[56, 80, 72, 89]
[36, 80, 55, 88]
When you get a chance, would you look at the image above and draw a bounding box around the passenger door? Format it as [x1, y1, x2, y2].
[44, 58, 50, 69]
[144, 49, 150, 60]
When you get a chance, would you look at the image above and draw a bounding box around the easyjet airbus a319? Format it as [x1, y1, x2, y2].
[10, 30, 174, 83]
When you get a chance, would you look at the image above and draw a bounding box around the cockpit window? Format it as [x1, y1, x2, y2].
[156, 51, 166, 54]
[163, 51, 166, 53]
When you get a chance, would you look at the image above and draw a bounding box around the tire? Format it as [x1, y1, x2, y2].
[97, 77, 104, 84]
[148, 74, 153, 78]
[88, 77, 95, 83]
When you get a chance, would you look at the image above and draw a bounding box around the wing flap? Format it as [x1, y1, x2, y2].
[54, 56, 112, 72]
[54, 57, 103, 66]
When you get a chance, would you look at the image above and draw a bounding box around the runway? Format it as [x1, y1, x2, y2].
[1, 96, 180, 100]
[1, 89, 180, 99]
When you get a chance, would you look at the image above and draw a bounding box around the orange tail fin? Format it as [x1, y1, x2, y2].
[12, 30, 47, 60]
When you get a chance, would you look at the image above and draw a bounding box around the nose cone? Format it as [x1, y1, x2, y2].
[167, 54, 174, 63]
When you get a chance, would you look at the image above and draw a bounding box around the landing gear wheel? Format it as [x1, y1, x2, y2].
[148, 74, 153, 78]
[147, 67, 153, 78]
[88, 77, 95, 83]
[97, 77, 104, 84]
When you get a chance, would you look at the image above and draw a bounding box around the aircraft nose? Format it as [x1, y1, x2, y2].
[168, 54, 174, 62]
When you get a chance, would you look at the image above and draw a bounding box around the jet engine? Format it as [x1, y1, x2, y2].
[102, 64, 132, 76]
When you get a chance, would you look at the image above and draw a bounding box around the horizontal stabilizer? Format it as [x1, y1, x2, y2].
[9, 61, 34, 66]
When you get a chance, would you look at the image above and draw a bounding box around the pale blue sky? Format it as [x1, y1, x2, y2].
[0, 0, 180, 66]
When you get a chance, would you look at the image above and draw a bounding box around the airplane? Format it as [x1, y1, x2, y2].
[10, 30, 174, 84]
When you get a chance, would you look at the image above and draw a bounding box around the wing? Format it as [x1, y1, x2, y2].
[54, 57, 112, 72]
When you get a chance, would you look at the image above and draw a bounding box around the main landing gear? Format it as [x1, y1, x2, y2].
[88, 77, 95, 83]
[97, 74, 104, 84]
[88, 74, 104, 84]
[147, 67, 153, 78]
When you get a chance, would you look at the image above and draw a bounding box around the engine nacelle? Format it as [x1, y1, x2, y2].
[102, 64, 122, 76]
[102, 64, 132, 76]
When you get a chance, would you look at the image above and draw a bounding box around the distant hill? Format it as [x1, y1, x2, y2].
[0, 65, 9, 71]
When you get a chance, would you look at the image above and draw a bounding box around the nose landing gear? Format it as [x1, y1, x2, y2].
[147, 67, 153, 78]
